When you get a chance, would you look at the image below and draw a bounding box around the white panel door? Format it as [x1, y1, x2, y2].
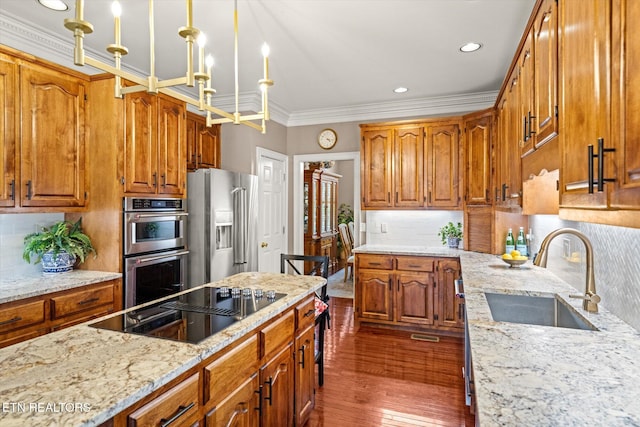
[257, 148, 288, 272]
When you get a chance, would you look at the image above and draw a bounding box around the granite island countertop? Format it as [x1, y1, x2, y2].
[0, 270, 122, 304]
[0, 272, 325, 427]
[354, 245, 640, 426]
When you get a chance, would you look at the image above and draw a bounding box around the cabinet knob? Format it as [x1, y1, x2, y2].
[261, 242, 268, 248]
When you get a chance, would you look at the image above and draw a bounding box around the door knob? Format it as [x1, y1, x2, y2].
[261, 242, 268, 248]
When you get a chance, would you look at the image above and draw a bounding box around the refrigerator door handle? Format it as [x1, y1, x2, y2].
[232, 187, 248, 264]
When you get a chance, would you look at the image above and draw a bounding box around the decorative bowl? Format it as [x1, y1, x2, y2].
[500, 257, 528, 268]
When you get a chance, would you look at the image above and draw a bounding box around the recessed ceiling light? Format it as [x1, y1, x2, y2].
[459, 42, 482, 53]
[393, 87, 408, 94]
[37, 0, 69, 11]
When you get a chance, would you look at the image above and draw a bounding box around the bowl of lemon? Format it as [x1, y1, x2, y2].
[500, 250, 529, 268]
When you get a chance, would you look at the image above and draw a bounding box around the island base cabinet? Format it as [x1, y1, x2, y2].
[260, 344, 294, 427]
[127, 373, 200, 427]
[205, 374, 259, 427]
[294, 324, 315, 426]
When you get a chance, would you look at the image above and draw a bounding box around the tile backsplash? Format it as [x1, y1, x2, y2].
[365, 210, 464, 248]
[529, 215, 640, 332]
[0, 213, 64, 280]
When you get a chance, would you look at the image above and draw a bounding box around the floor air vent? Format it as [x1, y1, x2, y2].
[410, 334, 440, 343]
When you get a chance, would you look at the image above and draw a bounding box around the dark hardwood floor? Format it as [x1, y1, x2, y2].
[306, 297, 475, 427]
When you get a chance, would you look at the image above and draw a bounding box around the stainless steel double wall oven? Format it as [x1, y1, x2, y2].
[123, 197, 189, 309]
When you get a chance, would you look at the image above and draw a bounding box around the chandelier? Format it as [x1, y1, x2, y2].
[63, 0, 273, 133]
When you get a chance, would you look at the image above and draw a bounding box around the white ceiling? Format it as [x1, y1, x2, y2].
[0, 0, 536, 126]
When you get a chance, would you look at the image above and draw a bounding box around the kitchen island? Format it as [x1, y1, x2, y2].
[355, 245, 640, 426]
[0, 272, 325, 426]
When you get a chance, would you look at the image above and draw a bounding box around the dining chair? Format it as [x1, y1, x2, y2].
[280, 253, 330, 386]
[338, 223, 354, 283]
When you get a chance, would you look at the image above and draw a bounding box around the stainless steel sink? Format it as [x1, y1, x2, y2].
[484, 292, 598, 331]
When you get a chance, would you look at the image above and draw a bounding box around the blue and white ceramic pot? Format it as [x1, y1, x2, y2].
[41, 250, 75, 274]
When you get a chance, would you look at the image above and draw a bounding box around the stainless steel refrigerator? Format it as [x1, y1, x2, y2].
[187, 169, 258, 287]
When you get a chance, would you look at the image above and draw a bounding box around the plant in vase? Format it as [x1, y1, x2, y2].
[23, 218, 96, 273]
[438, 221, 463, 248]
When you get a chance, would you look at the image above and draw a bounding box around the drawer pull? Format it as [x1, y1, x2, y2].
[303, 309, 315, 318]
[408, 264, 421, 268]
[0, 316, 22, 327]
[159, 402, 195, 427]
[368, 262, 382, 266]
[77, 297, 100, 306]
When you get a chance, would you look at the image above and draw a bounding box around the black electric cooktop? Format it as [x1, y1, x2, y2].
[90, 286, 286, 344]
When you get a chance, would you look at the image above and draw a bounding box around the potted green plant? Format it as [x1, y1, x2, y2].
[438, 221, 463, 248]
[23, 218, 96, 273]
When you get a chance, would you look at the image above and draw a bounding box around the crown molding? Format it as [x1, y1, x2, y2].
[1, 11, 496, 128]
[284, 91, 498, 127]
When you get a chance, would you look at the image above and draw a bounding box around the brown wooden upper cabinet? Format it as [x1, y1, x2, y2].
[0, 55, 17, 209]
[495, 67, 523, 209]
[610, 0, 640, 211]
[532, 0, 559, 150]
[0, 50, 88, 211]
[123, 92, 186, 197]
[360, 120, 461, 210]
[463, 110, 493, 206]
[558, 0, 611, 210]
[186, 111, 221, 171]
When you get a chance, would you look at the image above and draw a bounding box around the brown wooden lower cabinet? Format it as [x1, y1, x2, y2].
[0, 279, 120, 348]
[205, 373, 259, 427]
[128, 373, 200, 427]
[355, 254, 463, 334]
[260, 343, 294, 427]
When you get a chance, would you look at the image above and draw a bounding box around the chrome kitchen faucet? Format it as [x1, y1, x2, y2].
[533, 228, 601, 313]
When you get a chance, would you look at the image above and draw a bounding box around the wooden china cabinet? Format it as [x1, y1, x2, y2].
[303, 168, 340, 274]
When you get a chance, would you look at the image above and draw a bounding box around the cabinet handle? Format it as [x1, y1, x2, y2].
[588, 144, 595, 193]
[428, 191, 432, 204]
[501, 183, 508, 202]
[395, 192, 398, 204]
[303, 308, 315, 318]
[299, 345, 306, 369]
[161, 173, 166, 187]
[264, 377, 273, 406]
[588, 139, 616, 193]
[77, 297, 100, 306]
[528, 111, 537, 138]
[152, 173, 157, 188]
[9, 180, 15, 201]
[26, 180, 32, 200]
[0, 316, 22, 327]
[523, 116, 528, 142]
[596, 138, 615, 192]
[254, 386, 263, 417]
[159, 402, 195, 427]
[387, 192, 390, 203]
[368, 262, 382, 266]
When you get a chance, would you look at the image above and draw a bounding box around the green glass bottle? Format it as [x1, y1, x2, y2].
[516, 227, 528, 256]
[505, 228, 515, 254]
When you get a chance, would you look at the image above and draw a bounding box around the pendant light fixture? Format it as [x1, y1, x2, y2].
[64, 0, 273, 133]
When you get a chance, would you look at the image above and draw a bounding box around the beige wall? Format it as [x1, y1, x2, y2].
[219, 120, 288, 174]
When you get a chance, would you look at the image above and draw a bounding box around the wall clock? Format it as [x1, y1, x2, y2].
[318, 128, 338, 150]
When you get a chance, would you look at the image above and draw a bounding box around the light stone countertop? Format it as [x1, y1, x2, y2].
[0, 272, 325, 427]
[355, 245, 640, 426]
[0, 270, 122, 304]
